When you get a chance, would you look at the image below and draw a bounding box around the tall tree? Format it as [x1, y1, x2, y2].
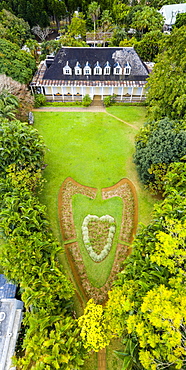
[174, 12, 186, 28]
[0, 9, 31, 47]
[131, 6, 164, 36]
[146, 26, 186, 121]
[112, 0, 130, 26]
[47, 0, 66, 30]
[88, 1, 100, 46]
[133, 117, 186, 191]
[68, 12, 87, 40]
[0, 39, 36, 84]
[134, 30, 166, 62]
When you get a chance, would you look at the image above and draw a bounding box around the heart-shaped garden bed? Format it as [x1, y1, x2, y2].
[82, 215, 116, 262]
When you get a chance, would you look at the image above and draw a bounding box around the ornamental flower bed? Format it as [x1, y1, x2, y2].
[58, 177, 138, 304]
[82, 214, 116, 262]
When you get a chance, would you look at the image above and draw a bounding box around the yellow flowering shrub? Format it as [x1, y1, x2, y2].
[129, 285, 186, 369]
[78, 299, 112, 352]
[105, 287, 134, 336]
[150, 218, 186, 278]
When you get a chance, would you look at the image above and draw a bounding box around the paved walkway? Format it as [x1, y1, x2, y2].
[33, 106, 139, 130]
[32, 106, 106, 112]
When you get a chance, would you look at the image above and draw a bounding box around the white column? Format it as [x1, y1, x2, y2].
[92, 86, 94, 100]
[140, 86, 144, 101]
[82, 85, 84, 98]
[121, 86, 123, 101]
[130, 87, 134, 102]
[61, 86, 64, 102]
[101, 86, 104, 100]
[111, 85, 114, 96]
[72, 86, 74, 101]
[51, 86, 54, 101]
[30, 85, 34, 95]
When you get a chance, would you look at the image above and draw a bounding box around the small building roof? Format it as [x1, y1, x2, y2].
[0, 275, 16, 299]
[43, 47, 149, 82]
[159, 3, 186, 25]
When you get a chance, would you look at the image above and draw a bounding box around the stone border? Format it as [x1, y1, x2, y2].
[58, 177, 138, 304]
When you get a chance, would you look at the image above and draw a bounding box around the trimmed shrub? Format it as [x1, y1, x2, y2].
[82, 94, 92, 107]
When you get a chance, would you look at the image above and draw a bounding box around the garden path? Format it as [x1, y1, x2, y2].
[98, 348, 106, 370]
[32, 106, 139, 130]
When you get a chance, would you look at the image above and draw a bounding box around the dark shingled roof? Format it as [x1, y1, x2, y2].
[43, 47, 149, 82]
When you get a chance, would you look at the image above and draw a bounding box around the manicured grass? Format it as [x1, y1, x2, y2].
[73, 193, 123, 287]
[34, 110, 157, 287]
[34, 108, 158, 370]
[106, 105, 147, 129]
[34, 111, 154, 225]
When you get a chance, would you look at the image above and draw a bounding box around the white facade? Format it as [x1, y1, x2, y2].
[159, 3, 186, 25]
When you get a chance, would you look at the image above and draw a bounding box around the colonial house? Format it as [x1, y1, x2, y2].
[30, 47, 149, 102]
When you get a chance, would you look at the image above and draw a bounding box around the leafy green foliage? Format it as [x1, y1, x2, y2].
[133, 117, 186, 189]
[0, 117, 87, 368]
[0, 90, 19, 120]
[68, 12, 86, 40]
[0, 74, 34, 121]
[40, 40, 61, 61]
[174, 12, 186, 29]
[0, 119, 45, 175]
[146, 26, 186, 121]
[34, 93, 47, 107]
[112, 1, 130, 26]
[110, 26, 128, 46]
[15, 310, 87, 369]
[131, 7, 164, 36]
[103, 94, 117, 107]
[82, 94, 92, 107]
[0, 9, 31, 47]
[0, 38, 36, 84]
[105, 164, 186, 370]
[134, 30, 166, 62]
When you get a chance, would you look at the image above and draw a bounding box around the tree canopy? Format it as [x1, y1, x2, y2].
[0, 39, 36, 84]
[146, 26, 186, 121]
[131, 7, 164, 36]
[133, 117, 186, 190]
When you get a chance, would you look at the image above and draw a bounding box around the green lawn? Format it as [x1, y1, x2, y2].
[106, 105, 147, 129]
[34, 108, 158, 370]
[34, 109, 157, 288]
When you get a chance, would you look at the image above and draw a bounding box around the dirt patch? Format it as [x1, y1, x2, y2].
[58, 177, 138, 304]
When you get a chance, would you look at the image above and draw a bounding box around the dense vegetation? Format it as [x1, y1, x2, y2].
[0, 117, 88, 369]
[0, 1, 186, 369]
[0, 38, 36, 84]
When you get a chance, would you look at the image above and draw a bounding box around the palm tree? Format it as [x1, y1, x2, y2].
[88, 1, 100, 46]
[100, 10, 112, 46]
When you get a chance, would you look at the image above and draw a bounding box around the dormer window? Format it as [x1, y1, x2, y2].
[94, 61, 102, 75]
[83, 61, 92, 75]
[63, 61, 72, 75]
[74, 61, 82, 75]
[113, 62, 122, 75]
[104, 61, 111, 75]
[124, 62, 131, 75]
